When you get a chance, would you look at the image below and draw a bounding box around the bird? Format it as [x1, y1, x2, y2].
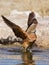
[1, 13, 38, 51]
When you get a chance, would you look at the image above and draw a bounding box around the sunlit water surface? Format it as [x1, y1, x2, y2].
[0, 45, 49, 65]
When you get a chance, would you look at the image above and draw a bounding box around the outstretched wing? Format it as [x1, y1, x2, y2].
[2, 15, 27, 39]
[27, 19, 38, 34]
[1, 15, 37, 50]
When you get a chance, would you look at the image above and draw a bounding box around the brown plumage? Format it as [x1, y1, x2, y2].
[27, 18, 38, 34]
[28, 12, 35, 27]
[2, 15, 28, 40]
[26, 12, 38, 32]
[1, 15, 37, 50]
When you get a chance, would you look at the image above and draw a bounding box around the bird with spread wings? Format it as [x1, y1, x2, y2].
[1, 12, 38, 51]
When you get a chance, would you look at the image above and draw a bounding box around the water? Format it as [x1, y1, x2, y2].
[0, 45, 49, 65]
[0, 15, 49, 65]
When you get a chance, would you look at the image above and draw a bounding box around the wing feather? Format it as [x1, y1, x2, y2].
[2, 15, 27, 39]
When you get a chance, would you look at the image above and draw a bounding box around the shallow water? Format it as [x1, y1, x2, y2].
[0, 45, 49, 65]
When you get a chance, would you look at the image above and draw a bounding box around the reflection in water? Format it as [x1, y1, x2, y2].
[22, 50, 35, 65]
[0, 46, 49, 65]
[0, 47, 35, 65]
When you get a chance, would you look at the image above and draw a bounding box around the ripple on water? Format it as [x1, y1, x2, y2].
[0, 46, 49, 65]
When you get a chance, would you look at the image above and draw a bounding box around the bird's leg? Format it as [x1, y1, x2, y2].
[21, 38, 29, 52]
[21, 33, 37, 52]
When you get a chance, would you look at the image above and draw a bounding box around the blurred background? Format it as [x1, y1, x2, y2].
[0, 0, 49, 48]
[0, 1, 49, 65]
[0, 0, 49, 16]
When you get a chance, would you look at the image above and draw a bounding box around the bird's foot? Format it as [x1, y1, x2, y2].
[21, 46, 32, 52]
